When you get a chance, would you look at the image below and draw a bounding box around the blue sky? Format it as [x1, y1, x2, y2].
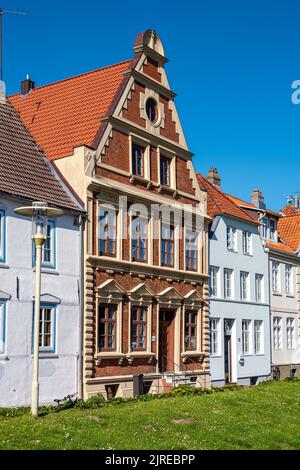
[2, 0, 300, 210]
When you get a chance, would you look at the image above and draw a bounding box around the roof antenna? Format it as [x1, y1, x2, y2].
[0, 7, 27, 82]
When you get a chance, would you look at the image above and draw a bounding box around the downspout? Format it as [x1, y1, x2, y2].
[77, 214, 85, 400]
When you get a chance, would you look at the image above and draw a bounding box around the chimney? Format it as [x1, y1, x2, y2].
[251, 189, 266, 210]
[21, 74, 35, 95]
[206, 168, 221, 189]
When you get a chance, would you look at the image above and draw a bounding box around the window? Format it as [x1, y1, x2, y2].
[261, 218, 268, 239]
[254, 320, 263, 354]
[224, 268, 233, 299]
[0, 300, 6, 354]
[33, 220, 56, 268]
[131, 144, 144, 177]
[273, 317, 282, 350]
[131, 307, 147, 351]
[226, 226, 237, 251]
[160, 156, 170, 186]
[0, 209, 6, 263]
[272, 261, 280, 293]
[287, 318, 295, 350]
[285, 264, 293, 295]
[98, 304, 117, 352]
[269, 219, 276, 241]
[145, 98, 157, 123]
[240, 271, 249, 301]
[184, 310, 197, 351]
[185, 229, 197, 271]
[38, 305, 56, 352]
[210, 318, 220, 356]
[209, 266, 220, 297]
[131, 216, 147, 262]
[98, 208, 117, 257]
[242, 231, 251, 255]
[242, 320, 251, 355]
[161, 223, 174, 267]
[255, 274, 264, 303]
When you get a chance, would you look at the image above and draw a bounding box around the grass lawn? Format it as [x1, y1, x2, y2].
[0, 380, 299, 450]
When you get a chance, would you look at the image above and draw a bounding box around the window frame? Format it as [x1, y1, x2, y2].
[160, 155, 171, 186]
[184, 310, 198, 351]
[32, 303, 57, 353]
[255, 274, 264, 303]
[97, 304, 118, 352]
[0, 300, 7, 354]
[131, 215, 148, 263]
[32, 219, 56, 270]
[242, 319, 252, 355]
[273, 316, 282, 350]
[185, 229, 198, 272]
[287, 317, 295, 350]
[98, 206, 117, 258]
[254, 320, 263, 355]
[272, 261, 280, 293]
[209, 266, 220, 298]
[0, 208, 6, 264]
[226, 226, 237, 252]
[131, 143, 144, 177]
[285, 264, 293, 295]
[161, 223, 174, 268]
[240, 271, 250, 301]
[224, 268, 234, 299]
[210, 318, 220, 356]
[242, 230, 252, 255]
[131, 306, 148, 352]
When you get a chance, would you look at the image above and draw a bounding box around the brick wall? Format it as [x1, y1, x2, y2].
[143, 58, 162, 82]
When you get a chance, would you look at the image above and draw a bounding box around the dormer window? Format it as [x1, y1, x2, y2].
[261, 218, 268, 239]
[269, 219, 276, 241]
[132, 144, 144, 177]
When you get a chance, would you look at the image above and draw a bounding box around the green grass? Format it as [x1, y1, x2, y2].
[0, 380, 300, 450]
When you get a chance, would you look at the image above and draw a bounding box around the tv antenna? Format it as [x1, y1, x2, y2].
[0, 7, 27, 81]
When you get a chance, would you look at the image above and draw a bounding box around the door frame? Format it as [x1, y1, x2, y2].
[157, 306, 181, 373]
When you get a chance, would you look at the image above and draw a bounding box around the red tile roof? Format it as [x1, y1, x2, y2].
[280, 204, 300, 216]
[278, 215, 300, 253]
[197, 174, 258, 224]
[264, 241, 295, 254]
[9, 60, 131, 161]
[225, 194, 257, 210]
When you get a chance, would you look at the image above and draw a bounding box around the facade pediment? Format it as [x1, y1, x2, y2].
[0, 290, 11, 300]
[96, 279, 126, 296]
[184, 290, 203, 306]
[157, 287, 184, 302]
[32, 293, 61, 304]
[129, 283, 154, 298]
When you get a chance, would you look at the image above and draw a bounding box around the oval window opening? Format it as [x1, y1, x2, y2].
[146, 98, 157, 123]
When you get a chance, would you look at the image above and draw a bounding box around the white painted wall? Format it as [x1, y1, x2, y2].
[209, 215, 271, 385]
[0, 196, 81, 407]
[269, 254, 300, 367]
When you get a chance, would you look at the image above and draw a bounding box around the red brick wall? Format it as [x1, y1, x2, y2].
[143, 58, 161, 82]
[101, 130, 129, 172]
[150, 146, 158, 183]
[123, 82, 146, 127]
[159, 95, 179, 143]
[176, 158, 195, 195]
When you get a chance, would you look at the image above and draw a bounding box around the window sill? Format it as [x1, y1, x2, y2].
[181, 351, 205, 357]
[272, 292, 282, 297]
[286, 294, 295, 298]
[94, 352, 126, 365]
[126, 352, 156, 364]
[33, 267, 59, 275]
[0, 355, 9, 361]
[31, 353, 58, 359]
[0, 263, 9, 269]
[227, 249, 238, 254]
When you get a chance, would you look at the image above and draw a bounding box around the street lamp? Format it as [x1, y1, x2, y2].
[15, 202, 64, 417]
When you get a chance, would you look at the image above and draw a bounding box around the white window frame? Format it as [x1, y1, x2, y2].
[224, 268, 234, 299]
[285, 264, 293, 295]
[273, 316, 282, 350]
[242, 319, 252, 355]
[255, 274, 264, 303]
[254, 320, 263, 354]
[0, 208, 6, 263]
[242, 231, 252, 255]
[272, 261, 280, 293]
[35, 304, 57, 353]
[209, 266, 220, 297]
[210, 318, 220, 356]
[226, 226, 237, 252]
[287, 317, 295, 350]
[0, 300, 6, 354]
[269, 219, 276, 241]
[240, 271, 250, 301]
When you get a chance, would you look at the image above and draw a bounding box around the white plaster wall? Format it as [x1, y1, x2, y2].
[209, 216, 271, 385]
[0, 196, 80, 407]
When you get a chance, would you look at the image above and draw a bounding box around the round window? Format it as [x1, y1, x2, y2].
[145, 98, 158, 124]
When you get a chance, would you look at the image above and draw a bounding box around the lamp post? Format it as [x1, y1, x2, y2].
[15, 202, 64, 417]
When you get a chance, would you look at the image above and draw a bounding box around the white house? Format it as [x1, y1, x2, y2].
[198, 171, 271, 386]
[228, 191, 300, 379]
[0, 99, 84, 406]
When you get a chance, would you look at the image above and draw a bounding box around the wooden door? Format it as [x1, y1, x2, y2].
[224, 334, 232, 384]
[159, 310, 175, 372]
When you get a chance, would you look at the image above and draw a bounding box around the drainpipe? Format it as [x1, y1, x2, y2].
[77, 214, 85, 400]
[264, 245, 273, 379]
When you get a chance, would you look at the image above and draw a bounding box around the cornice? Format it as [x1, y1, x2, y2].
[123, 69, 176, 100]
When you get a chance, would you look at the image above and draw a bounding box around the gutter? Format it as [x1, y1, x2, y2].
[77, 214, 85, 400]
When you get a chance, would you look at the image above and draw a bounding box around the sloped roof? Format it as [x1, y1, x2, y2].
[0, 101, 82, 211]
[280, 204, 300, 217]
[9, 60, 131, 161]
[225, 193, 257, 210]
[278, 215, 300, 253]
[264, 241, 295, 254]
[197, 174, 258, 224]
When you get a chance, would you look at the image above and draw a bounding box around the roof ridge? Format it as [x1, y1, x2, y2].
[9, 59, 131, 97]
